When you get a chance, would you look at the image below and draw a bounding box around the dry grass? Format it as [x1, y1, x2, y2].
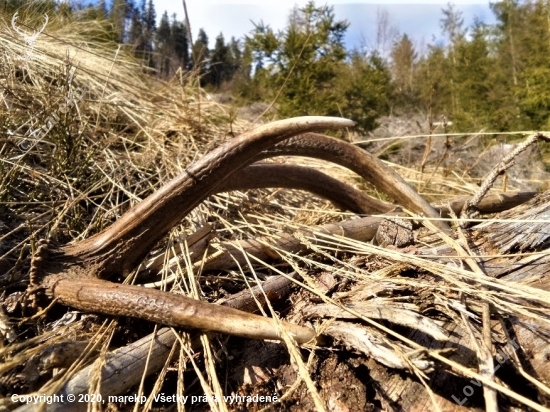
[1, 10, 550, 412]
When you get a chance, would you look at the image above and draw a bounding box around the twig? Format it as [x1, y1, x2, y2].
[461, 133, 550, 226]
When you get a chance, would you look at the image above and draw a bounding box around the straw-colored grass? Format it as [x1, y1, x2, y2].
[1, 11, 550, 412]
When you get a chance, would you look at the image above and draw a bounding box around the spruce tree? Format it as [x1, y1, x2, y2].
[192, 29, 210, 80]
[128, 4, 146, 56]
[210, 33, 230, 88]
[171, 14, 190, 70]
[157, 11, 171, 76]
[390, 34, 418, 112]
[142, 0, 156, 67]
[110, 0, 127, 43]
[246, 1, 348, 117]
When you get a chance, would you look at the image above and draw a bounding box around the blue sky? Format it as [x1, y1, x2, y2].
[155, 1, 496, 50]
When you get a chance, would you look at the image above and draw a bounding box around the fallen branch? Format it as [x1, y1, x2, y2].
[461, 133, 549, 225]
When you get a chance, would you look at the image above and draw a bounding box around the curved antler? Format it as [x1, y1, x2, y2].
[219, 163, 395, 214]
[48, 117, 354, 279]
[32, 117, 354, 344]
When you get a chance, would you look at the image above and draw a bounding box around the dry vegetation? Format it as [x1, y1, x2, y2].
[1, 15, 550, 412]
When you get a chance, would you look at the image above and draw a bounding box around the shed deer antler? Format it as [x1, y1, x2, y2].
[29, 117, 445, 344]
[30, 117, 352, 343]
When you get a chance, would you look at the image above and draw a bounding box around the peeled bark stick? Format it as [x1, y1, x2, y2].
[436, 191, 537, 217]
[201, 216, 383, 272]
[218, 271, 299, 312]
[258, 133, 450, 233]
[198, 191, 536, 273]
[461, 133, 549, 223]
[220, 163, 395, 214]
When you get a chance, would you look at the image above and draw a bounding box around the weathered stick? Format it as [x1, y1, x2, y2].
[197, 191, 536, 272]
[461, 133, 549, 224]
[200, 217, 383, 272]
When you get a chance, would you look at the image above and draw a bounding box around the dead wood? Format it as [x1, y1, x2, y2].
[461, 133, 550, 223]
[200, 216, 383, 272]
[303, 301, 449, 341]
[333, 190, 550, 411]
[475, 190, 550, 254]
[172, 188, 548, 410]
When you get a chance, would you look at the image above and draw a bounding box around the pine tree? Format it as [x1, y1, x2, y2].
[96, 0, 107, 18]
[452, 20, 494, 129]
[440, 3, 466, 116]
[415, 44, 452, 121]
[227, 37, 242, 81]
[143, 0, 156, 34]
[503, 1, 550, 129]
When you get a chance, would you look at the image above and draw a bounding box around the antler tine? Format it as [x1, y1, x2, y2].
[259, 133, 449, 233]
[219, 163, 395, 214]
[30, 118, 353, 346]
